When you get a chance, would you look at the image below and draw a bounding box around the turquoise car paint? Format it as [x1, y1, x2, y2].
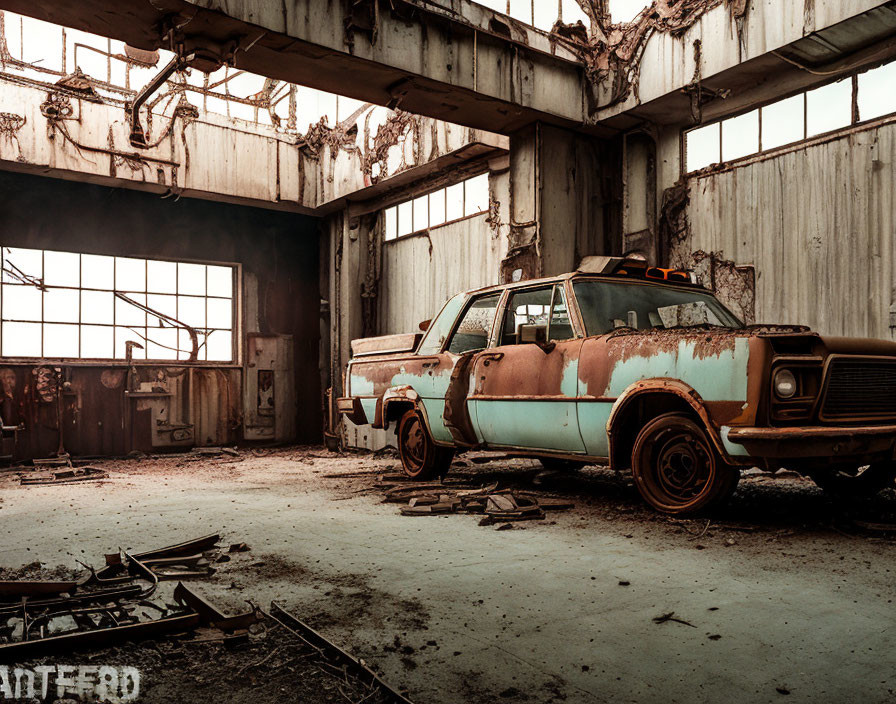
[601, 338, 749, 401]
[720, 426, 750, 457]
[576, 402, 613, 456]
[469, 339, 587, 453]
[474, 401, 585, 452]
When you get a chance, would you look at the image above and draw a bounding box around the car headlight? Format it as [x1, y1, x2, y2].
[774, 369, 797, 399]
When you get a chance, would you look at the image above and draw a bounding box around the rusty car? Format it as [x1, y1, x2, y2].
[338, 256, 896, 514]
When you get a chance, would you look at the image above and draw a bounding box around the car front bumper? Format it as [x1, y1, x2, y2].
[725, 424, 896, 460]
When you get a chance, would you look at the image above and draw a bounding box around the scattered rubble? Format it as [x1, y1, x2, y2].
[20, 466, 108, 485]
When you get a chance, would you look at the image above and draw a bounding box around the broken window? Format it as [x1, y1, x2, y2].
[683, 57, 896, 173]
[447, 292, 501, 355]
[382, 173, 491, 241]
[0, 247, 235, 362]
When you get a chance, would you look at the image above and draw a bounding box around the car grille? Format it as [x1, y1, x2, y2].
[821, 357, 896, 421]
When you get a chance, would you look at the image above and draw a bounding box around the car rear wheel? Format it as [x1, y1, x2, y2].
[538, 457, 588, 471]
[631, 413, 739, 515]
[806, 463, 896, 498]
[397, 408, 454, 481]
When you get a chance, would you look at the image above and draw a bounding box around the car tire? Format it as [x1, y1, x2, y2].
[538, 458, 588, 472]
[806, 463, 896, 498]
[397, 408, 454, 481]
[631, 413, 738, 515]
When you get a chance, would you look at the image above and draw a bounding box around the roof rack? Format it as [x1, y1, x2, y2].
[577, 256, 701, 286]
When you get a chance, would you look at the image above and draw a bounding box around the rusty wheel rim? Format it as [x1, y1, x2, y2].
[635, 416, 718, 511]
[400, 413, 428, 475]
[654, 433, 712, 503]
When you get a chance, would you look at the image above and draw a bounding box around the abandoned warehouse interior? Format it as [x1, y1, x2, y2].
[0, 0, 894, 701]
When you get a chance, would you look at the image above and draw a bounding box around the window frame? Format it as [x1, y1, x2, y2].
[0, 247, 241, 367]
[382, 172, 491, 244]
[681, 58, 896, 176]
[443, 290, 504, 356]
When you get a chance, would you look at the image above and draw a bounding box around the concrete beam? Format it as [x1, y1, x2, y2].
[0, 0, 588, 134]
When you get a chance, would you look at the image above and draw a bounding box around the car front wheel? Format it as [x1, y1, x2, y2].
[631, 413, 739, 515]
[397, 408, 454, 481]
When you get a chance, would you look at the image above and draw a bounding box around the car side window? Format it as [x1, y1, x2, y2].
[500, 284, 574, 345]
[446, 293, 502, 354]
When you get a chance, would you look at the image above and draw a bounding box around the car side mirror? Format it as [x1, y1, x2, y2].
[419, 319, 431, 332]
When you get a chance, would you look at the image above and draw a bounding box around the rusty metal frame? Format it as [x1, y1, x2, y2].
[268, 601, 415, 704]
[0, 610, 200, 660]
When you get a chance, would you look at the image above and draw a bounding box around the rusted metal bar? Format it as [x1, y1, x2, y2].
[268, 601, 416, 704]
[0, 580, 78, 598]
[173, 582, 262, 631]
[0, 584, 143, 618]
[0, 611, 200, 661]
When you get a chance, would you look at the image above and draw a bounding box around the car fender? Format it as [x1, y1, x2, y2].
[606, 378, 734, 463]
[374, 385, 422, 429]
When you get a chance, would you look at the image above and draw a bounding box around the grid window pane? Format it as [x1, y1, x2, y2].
[43, 323, 79, 357]
[397, 201, 413, 237]
[761, 94, 805, 150]
[44, 250, 80, 288]
[446, 182, 464, 221]
[145, 327, 179, 360]
[207, 298, 233, 329]
[685, 123, 720, 172]
[177, 296, 206, 328]
[205, 330, 233, 361]
[44, 288, 79, 323]
[207, 266, 233, 298]
[413, 195, 429, 232]
[806, 79, 852, 137]
[115, 257, 146, 292]
[81, 325, 113, 359]
[429, 189, 446, 227]
[721, 109, 759, 162]
[384, 206, 398, 241]
[81, 254, 115, 290]
[116, 294, 146, 327]
[858, 62, 896, 121]
[178, 263, 206, 296]
[147, 259, 177, 294]
[179, 329, 200, 361]
[3, 284, 41, 321]
[3, 248, 42, 282]
[81, 290, 114, 325]
[2, 322, 41, 357]
[115, 327, 146, 359]
[0, 246, 235, 361]
[464, 174, 489, 215]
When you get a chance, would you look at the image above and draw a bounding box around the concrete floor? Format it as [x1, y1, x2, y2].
[0, 447, 894, 704]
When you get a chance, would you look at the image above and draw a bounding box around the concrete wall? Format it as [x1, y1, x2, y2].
[0, 170, 321, 459]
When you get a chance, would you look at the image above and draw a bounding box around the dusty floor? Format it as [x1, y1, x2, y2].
[0, 447, 894, 704]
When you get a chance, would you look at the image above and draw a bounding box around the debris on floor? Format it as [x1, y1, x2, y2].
[20, 466, 109, 485]
[382, 479, 574, 524]
[0, 531, 417, 703]
[0, 533, 233, 657]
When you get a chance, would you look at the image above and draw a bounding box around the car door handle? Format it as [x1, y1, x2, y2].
[421, 361, 439, 369]
[480, 352, 504, 366]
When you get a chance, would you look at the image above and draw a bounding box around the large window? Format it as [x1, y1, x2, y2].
[383, 174, 490, 241]
[0, 247, 235, 362]
[684, 59, 896, 173]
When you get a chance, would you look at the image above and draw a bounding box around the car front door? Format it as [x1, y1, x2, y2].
[468, 282, 587, 453]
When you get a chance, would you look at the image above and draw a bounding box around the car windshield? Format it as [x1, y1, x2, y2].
[573, 279, 743, 336]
